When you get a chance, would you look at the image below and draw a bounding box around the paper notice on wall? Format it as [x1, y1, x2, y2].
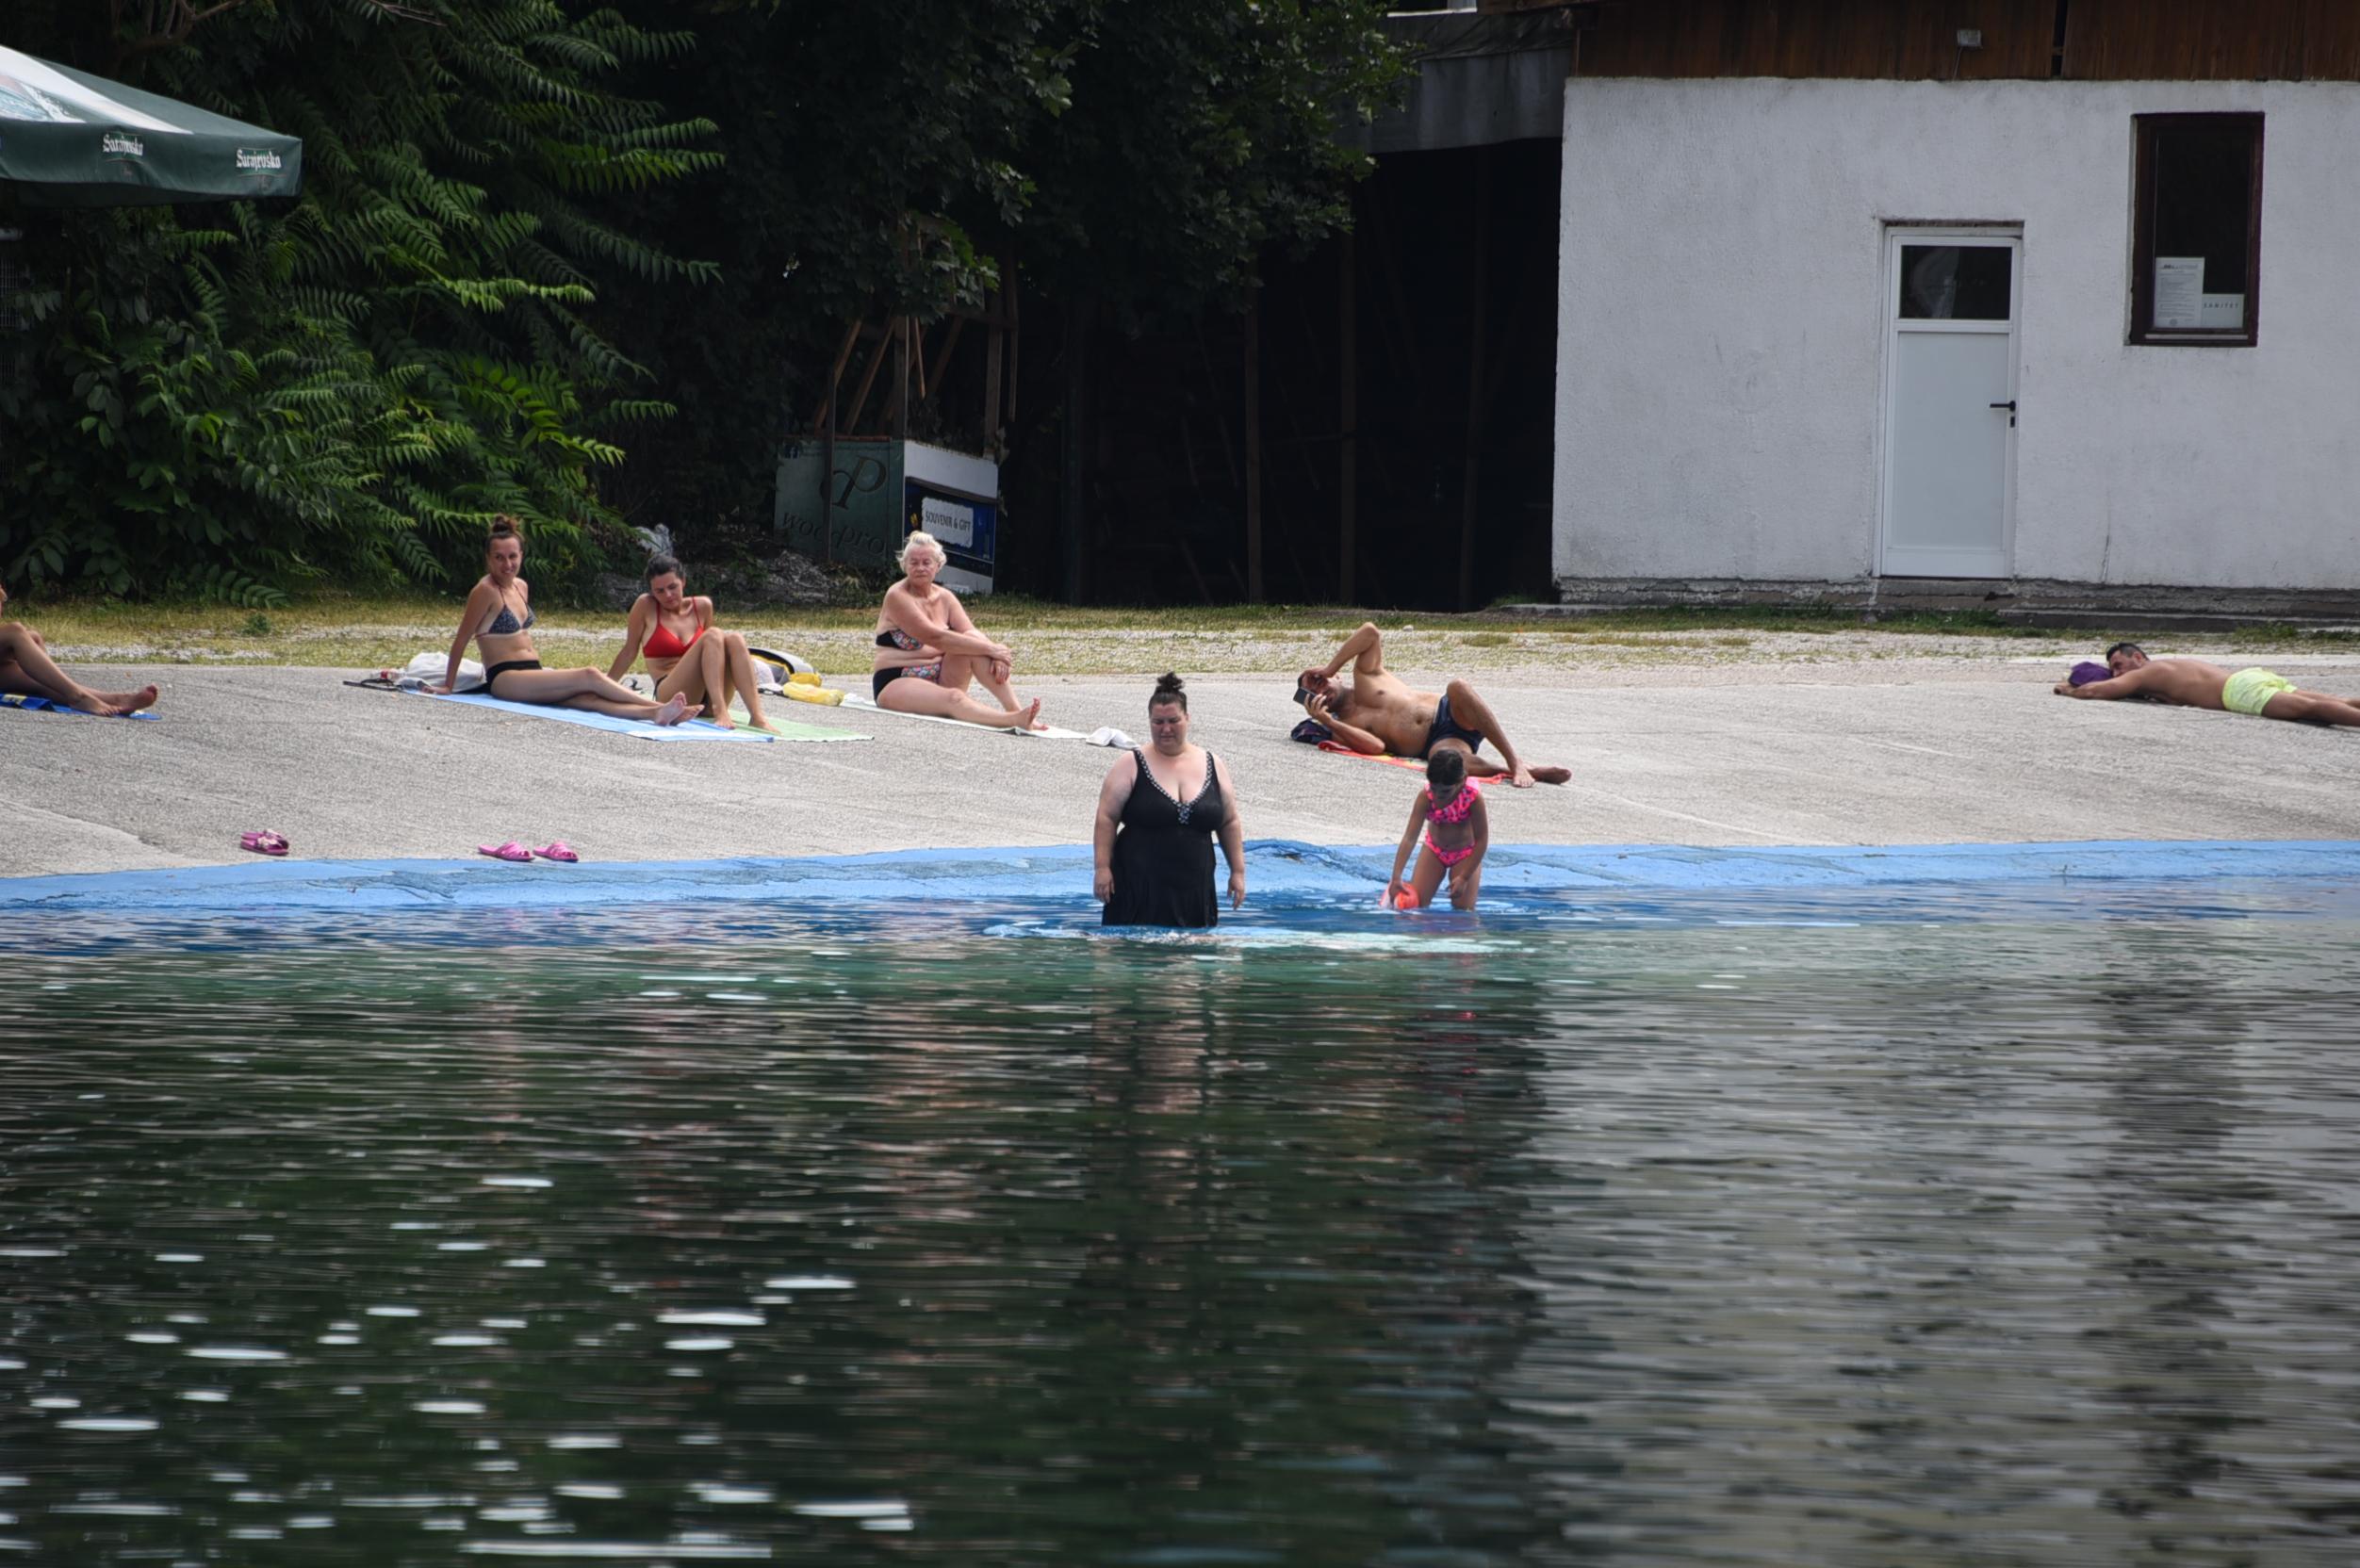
[2154, 257, 2205, 329]
[2198, 293, 2245, 329]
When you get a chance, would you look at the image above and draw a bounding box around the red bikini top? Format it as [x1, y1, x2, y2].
[644, 612, 705, 660]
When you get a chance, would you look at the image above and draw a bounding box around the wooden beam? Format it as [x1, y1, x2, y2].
[1339, 225, 1358, 605]
[842, 320, 891, 436]
[819, 382, 835, 563]
[923, 315, 967, 406]
[810, 316, 863, 433]
[1061, 298, 1090, 602]
[981, 304, 1004, 446]
[1245, 296, 1265, 603]
[891, 316, 909, 441]
[1005, 263, 1021, 435]
[1457, 152, 1490, 611]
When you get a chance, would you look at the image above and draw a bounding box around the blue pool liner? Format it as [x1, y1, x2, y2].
[7, 840, 2360, 917]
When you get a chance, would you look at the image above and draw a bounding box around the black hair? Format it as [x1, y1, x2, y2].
[2105, 641, 2146, 661]
[1425, 748, 1467, 790]
[646, 553, 683, 582]
[1149, 671, 1188, 713]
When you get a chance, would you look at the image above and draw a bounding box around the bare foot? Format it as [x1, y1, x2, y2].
[1505, 765, 1535, 788]
[707, 705, 735, 730]
[109, 685, 158, 712]
[654, 694, 696, 726]
[1530, 764, 1570, 785]
[1020, 699, 1047, 731]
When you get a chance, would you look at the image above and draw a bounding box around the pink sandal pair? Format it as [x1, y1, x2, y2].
[476, 841, 579, 864]
[239, 830, 289, 857]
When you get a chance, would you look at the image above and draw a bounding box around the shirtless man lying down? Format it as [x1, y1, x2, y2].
[2057, 642, 2360, 727]
[1293, 621, 1569, 786]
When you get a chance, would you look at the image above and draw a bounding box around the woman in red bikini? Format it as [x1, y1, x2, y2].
[432, 517, 695, 724]
[607, 554, 775, 732]
[1385, 746, 1490, 912]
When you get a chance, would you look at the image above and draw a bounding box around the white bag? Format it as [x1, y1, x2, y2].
[402, 651, 484, 692]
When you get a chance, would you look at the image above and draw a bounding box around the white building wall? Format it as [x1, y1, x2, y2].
[1554, 77, 2360, 591]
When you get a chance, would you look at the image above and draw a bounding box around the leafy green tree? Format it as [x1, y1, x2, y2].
[601, 0, 1406, 534]
[1, 0, 717, 601]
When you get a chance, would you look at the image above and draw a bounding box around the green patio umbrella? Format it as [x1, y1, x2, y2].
[0, 44, 301, 205]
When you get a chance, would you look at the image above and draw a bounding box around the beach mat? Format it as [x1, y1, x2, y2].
[1316, 739, 1423, 771]
[839, 693, 1090, 740]
[1, 694, 159, 720]
[406, 688, 775, 742]
[741, 714, 869, 743]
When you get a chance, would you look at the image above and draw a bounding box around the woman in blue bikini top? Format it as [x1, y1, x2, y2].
[431, 516, 697, 726]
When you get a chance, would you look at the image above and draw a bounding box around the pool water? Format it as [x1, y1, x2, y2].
[6, 887, 2360, 1565]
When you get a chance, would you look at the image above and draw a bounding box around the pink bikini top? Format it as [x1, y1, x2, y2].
[1425, 781, 1479, 825]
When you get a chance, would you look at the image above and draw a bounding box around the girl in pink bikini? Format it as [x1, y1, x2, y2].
[1385, 747, 1489, 912]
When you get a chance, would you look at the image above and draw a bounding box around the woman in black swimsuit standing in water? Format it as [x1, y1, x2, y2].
[1093, 673, 1246, 928]
[433, 517, 697, 724]
[870, 531, 1045, 729]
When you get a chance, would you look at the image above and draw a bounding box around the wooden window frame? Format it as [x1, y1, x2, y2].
[2129, 111, 2264, 348]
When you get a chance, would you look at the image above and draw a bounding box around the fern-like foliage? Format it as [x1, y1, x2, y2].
[0, 0, 717, 601]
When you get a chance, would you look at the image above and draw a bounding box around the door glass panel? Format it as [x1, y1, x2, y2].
[1899, 245, 2011, 320]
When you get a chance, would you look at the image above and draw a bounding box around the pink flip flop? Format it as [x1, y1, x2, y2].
[476, 841, 533, 863]
[239, 830, 288, 857]
[531, 841, 580, 863]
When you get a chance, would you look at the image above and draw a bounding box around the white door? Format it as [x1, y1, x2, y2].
[1880, 231, 2020, 579]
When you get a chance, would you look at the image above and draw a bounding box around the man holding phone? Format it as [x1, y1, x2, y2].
[1292, 622, 1568, 788]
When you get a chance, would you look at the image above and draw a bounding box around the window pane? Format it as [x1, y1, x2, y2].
[2143, 116, 2255, 334]
[2152, 122, 2252, 292]
[1899, 245, 2011, 320]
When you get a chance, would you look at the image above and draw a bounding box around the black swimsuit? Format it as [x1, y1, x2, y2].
[1421, 694, 1483, 758]
[1103, 750, 1228, 929]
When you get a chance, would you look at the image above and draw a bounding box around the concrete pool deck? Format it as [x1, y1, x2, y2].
[4, 654, 2358, 883]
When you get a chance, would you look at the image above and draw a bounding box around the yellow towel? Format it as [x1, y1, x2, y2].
[788, 670, 823, 687]
[778, 682, 844, 707]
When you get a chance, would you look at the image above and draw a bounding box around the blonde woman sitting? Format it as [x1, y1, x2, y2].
[870, 531, 1045, 729]
[607, 554, 776, 731]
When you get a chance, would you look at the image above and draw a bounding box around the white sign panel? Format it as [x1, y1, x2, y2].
[2198, 292, 2245, 329]
[2153, 256, 2204, 329]
[920, 494, 974, 548]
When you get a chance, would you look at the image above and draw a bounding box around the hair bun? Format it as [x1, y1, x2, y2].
[1153, 671, 1185, 696]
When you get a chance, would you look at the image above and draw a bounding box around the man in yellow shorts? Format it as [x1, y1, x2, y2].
[2056, 642, 2360, 727]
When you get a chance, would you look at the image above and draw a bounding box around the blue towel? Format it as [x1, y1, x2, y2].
[0, 694, 160, 720]
[409, 688, 774, 742]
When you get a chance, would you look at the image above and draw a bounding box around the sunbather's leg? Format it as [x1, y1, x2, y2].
[0, 631, 155, 715]
[2267, 691, 2360, 727]
[654, 648, 724, 725]
[681, 638, 739, 728]
[1436, 678, 1567, 787]
[937, 652, 1047, 728]
[716, 632, 772, 729]
[877, 673, 1041, 730]
[500, 665, 696, 724]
